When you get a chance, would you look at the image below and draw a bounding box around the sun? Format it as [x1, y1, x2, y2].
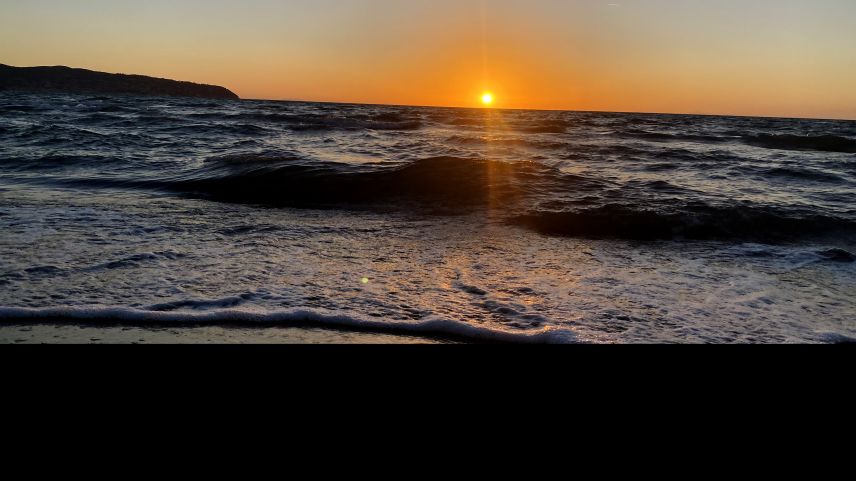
[481, 92, 494, 106]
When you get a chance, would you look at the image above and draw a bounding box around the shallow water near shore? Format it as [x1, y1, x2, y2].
[1, 92, 854, 343]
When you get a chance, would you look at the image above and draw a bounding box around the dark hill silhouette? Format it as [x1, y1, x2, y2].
[0, 64, 239, 100]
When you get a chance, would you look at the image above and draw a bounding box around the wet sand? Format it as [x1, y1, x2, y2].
[0, 323, 452, 344]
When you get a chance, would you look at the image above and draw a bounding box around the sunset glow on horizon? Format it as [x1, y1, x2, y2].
[2, 0, 855, 119]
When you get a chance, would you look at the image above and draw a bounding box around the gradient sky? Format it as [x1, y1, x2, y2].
[2, 0, 855, 118]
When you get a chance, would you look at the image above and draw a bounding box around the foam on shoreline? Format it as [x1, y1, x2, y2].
[0, 306, 580, 344]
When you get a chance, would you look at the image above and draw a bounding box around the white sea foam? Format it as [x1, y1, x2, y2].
[0, 306, 580, 344]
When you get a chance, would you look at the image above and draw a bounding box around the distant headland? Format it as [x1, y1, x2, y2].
[0, 64, 239, 100]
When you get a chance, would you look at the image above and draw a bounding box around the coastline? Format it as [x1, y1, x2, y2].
[0, 323, 454, 345]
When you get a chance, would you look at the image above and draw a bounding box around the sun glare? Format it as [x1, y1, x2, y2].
[481, 92, 494, 106]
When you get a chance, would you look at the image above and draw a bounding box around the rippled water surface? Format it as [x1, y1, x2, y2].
[1, 93, 854, 343]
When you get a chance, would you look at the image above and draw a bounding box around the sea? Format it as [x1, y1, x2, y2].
[1, 92, 854, 343]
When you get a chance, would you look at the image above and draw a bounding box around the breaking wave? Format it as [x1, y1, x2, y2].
[2, 92, 855, 244]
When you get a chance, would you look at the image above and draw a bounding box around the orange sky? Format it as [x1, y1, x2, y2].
[2, 0, 855, 119]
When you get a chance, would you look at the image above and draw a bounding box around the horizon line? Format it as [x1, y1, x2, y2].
[4, 63, 854, 122]
[242, 96, 856, 123]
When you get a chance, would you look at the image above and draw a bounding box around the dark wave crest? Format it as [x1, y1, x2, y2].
[515, 120, 570, 134]
[621, 129, 733, 144]
[239, 112, 423, 132]
[446, 135, 567, 150]
[512, 204, 856, 241]
[743, 134, 856, 154]
[171, 155, 561, 208]
[764, 166, 845, 183]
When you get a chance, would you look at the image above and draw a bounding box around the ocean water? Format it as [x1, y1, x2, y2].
[1, 92, 854, 343]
